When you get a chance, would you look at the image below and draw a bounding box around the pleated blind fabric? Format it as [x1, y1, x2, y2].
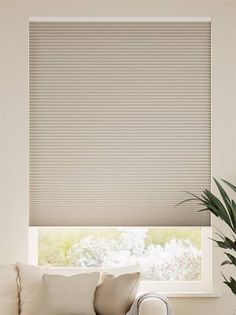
[29, 21, 211, 226]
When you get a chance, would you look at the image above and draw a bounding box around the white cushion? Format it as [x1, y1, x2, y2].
[17, 263, 92, 315]
[95, 272, 140, 315]
[40, 273, 100, 315]
[0, 264, 19, 315]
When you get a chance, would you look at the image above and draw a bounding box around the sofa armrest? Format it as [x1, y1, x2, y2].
[138, 297, 168, 315]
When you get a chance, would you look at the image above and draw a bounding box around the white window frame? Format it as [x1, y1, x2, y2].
[28, 226, 212, 294]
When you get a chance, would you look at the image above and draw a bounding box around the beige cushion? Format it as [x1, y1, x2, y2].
[17, 262, 101, 315]
[0, 265, 19, 315]
[95, 272, 140, 315]
[18, 263, 75, 315]
[40, 272, 100, 315]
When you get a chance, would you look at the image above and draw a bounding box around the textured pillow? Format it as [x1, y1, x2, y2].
[95, 272, 140, 315]
[0, 264, 19, 315]
[40, 273, 100, 315]
[17, 263, 101, 315]
[17, 263, 88, 314]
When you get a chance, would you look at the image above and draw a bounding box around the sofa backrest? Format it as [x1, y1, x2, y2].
[0, 265, 19, 315]
[0, 263, 140, 315]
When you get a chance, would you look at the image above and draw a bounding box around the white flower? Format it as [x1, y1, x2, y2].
[71, 229, 201, 281]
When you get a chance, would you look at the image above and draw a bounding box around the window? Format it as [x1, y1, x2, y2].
[28, 18, 212, 293]
[29, 226, 212, 292]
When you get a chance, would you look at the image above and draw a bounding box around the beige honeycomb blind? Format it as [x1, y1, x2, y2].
[29, 21, 211, 226]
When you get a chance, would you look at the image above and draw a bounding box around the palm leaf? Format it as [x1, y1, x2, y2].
[202, 189, 234, 231]
[175, 197, 198, 207]
[213, 178, 236, 232]
[212, 233, 236, 251]
[176, 191, 206, 207]
[222, 274, 236, 295]
[212, 238, 236, 250]
[224, 252, 236, 266]
[222, 179, 236, 193]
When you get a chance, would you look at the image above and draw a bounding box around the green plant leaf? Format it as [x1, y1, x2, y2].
[213, 234, 236, 251]
[203, 189, 234, 231]
[213, 239, 231, 249]
[214, 178, 236, 231]
[224, 252, 236, 266]
[212, 229, 236, 250]
[176, 191, 206, 207]
[222, 179, 236, 193]
[222, 274, 236, 295]
[221, 260, 231, 266]
[231, 200, 236, 233]
[175, 198, 197, 207]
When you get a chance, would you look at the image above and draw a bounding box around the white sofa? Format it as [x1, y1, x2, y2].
[0, 264, 168, 315]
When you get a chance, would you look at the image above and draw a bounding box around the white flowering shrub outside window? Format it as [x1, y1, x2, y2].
[38, 227, 202, 281]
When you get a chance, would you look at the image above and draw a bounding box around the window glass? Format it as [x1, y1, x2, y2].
[38, 227, 201, 281]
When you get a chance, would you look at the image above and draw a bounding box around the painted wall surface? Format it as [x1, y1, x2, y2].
[0, 0, 236, 314]
[0, 0, 3, 262]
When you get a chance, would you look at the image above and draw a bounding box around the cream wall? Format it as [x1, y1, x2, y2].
[0, 0, 2, 260]
[0, 0, 236, 314]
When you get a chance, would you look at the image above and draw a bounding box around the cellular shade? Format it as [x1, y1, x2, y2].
[29, 21, 211, 226]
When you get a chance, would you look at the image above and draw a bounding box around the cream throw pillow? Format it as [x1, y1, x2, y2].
[95, 272, 140, 315]
[17, 263, 101, 315]
[0, 265, 19, 315]
[40, 273, 100, 315]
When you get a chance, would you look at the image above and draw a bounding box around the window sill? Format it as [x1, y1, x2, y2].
[143, 292, 222, 298]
